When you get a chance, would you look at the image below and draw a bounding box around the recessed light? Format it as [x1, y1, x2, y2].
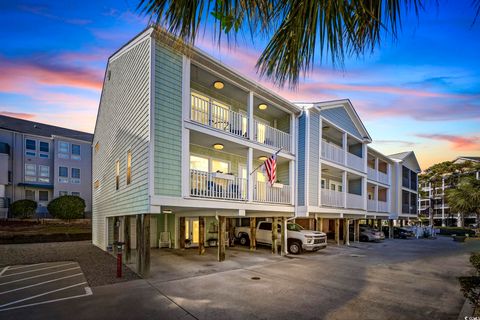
[258, 103, 267, 110]
[213, 81, 224, 90]
[162, 209, 172, 214]
[213, 143, 224, 150]
[258, 156, 268, 161]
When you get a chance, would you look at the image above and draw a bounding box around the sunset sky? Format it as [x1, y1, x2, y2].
[0, 1, 479, 170]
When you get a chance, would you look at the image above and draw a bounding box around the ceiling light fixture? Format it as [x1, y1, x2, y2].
[213, 81, 224, 89]
[258, 103, 268, 110]
[213, 143, 224, 150]
[258, 156, 268, 161]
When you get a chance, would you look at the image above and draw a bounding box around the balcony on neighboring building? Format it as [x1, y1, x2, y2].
[320, 164, 366, 210]
[367, 154, 390, 185]
[367, 183, 389, 213]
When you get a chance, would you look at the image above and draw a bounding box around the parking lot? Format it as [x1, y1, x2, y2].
[0, 261, 91, 312]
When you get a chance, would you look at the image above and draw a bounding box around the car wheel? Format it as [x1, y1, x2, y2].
[288, 240, 302, 254]
[360, 235, 369, 242]
[239, 235, 249, 246]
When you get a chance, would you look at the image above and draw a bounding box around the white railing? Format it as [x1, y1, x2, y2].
[253, 120, 291, 152]
[321, 140, 344, 164]
[378, 201, 388, 212]
[190, 169, 247, 201]
[347, 193, 364, 209]
[191, 94, 248, 138]
[321, 189, 345, 208]
[367, 199, 377, 212]
[378, 171, 389, 184]
[253, 181, 291, 204]
[367, 167, 376, 180]
[347, 153, 364, 172]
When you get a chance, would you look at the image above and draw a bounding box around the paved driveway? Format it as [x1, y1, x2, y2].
[0, 237, 478, 320]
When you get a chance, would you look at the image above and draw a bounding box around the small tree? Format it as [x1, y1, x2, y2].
[446, 177, 480, 228]
[47, 195, 85, 220]
[10, 199, 37, 219]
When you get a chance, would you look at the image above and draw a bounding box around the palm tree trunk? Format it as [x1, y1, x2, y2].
[459, 213, 465, 228]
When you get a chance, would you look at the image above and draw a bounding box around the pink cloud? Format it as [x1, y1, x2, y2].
[416, 133, 480, 151]
[0, 111, 36, 120]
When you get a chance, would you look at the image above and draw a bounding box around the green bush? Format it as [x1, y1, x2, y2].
[436, 227, 475, 237]
[10, 200, 37, 219]
[471, 252, 480, 273]
[47, 196, 85, 220]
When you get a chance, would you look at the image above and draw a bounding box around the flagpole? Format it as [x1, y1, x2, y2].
[249, 147, 283, 176]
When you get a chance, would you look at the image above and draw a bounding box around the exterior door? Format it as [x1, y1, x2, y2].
[185, 218, 200, 247]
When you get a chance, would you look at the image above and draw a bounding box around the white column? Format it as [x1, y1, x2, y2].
[374, 158, 379, 181]
[181, 57, 191, 198]
[342, 171, 347, 208]
[342, 132, 348, 166]
[374, 185, 379, 212]
[318, 162, 322, 207]
[248, 92, 254, 140]
[289, 160, 295, 206]
[363, 177, 368, 211]
[362, 144, 368, 173]
[247, 147, 253, 202]
[290, 113, 295, 154]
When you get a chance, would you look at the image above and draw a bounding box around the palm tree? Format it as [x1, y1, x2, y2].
[446, 176, 480, 228]
[137, 0, 480, 87]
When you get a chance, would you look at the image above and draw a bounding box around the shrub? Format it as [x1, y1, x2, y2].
[10, 200, 37, 219]
[47, 196, 85, 220]
[471, 252, 480, 273]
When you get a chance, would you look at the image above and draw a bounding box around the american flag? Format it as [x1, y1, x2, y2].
[264, 154, 277, 185]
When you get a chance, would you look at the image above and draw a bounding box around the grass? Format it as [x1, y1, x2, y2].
[0, 222, 91, 236]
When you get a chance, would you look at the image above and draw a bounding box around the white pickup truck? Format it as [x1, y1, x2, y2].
[235, 221, 327, 254]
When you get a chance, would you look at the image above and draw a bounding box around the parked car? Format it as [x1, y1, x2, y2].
[358, 226, 384, 242]
[382, 226, 414, 239]
[235, 221, 327, 254]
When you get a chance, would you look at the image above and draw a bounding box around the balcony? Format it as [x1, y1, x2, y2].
[253, 120, 291, 152]
[378, 171, 389, 184]
[347, 193, 364, 209]
[367, 199, 376, 211]
[378, 201, 388, 212]
[190, 169, 247, 201]
[321, 189, 345, 208]
[253, 180, 291, 204]
[321, 140, 344, 165]
[367, 167, 376, 180]
[347, 152, 364, 172]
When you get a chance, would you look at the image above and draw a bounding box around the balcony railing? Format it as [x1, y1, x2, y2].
[321, 140, 344, 165]
[347, 193, 364, 209]
[190, 169, 247, 201]
[367, 199, 377, 211]
[367, 167, 376, 180]
[253, 180, 291, 204]
[378, 201, 388, 212]
[253, 120, 291, 152]
[0, 197, 9, 209]
[378, 171, 389, 184]
[321, 189, 345, 208]
[347, 153, 364, 172]
[191, 94, 248, 138]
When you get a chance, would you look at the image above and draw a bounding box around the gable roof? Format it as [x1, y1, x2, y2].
[305, 99, 372, 142]
[454, 156, 480, 163]
[388, 151, 411, 161]
[0, 115, 93, 142]
[388, 151, 421, 172]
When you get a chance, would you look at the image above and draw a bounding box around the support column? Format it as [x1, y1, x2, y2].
[335, 218, 340, 245]
[280, 217, 286, 256]
[272, 217, 278, 255]
[250, 217, 256, 250]
[374, 185, 379, 212]
[123, 216, 131, 263]
[342, 171, 348, 208]
[317, 217, 324, 232]
[389, 219, 394, 239]
[354, 220, 360, 242]
[343, 218, 350, 245]
[179, 217, 186, 249]
[377, 218, 382, 231]
[342, 132, 348, 166]
[362, 177, 368, 211]
[136, 214, 150, 278]
[199, 216, 205, 255]
[218, 216, 226, 262]
[247, 147, 253, 202]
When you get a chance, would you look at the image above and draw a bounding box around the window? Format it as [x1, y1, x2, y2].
[25, 190, 35, 201]
[72, 192, 80, 197]
[126, 151, 132, 185]
[39, 142, 49, 152]
[259, 222, 272, 231]
[58, 141, 69, 158]
[190, 155, 209, 172]
[25, 164, 36, 179]
[94, 180, 100, 189]
[39, 153, 49, 159]
[59, 191, 68, 196]
[26, 139, 36, 150]
[38, 165, 50, 183]
[94, 142, 99, 153]
[59, 166, 68, 183]
[211, 159, 229, 173]
[115, 161, 120, 190]
[26, 151, 36, 157]
[72, 144, 81, 160]
[338, 185, 343, 192]
[71, 168, 80, 184]
[39, 191, 49, 202]
[330, 184, 336, 191]
[321, 179, 326, 189]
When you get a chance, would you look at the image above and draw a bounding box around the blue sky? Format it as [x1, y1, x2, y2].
[0, 0, 479, 169]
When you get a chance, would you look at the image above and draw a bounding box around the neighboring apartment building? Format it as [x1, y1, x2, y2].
[0, 115, 93, 218]
[418, 156, 480, 226]
[92, 27, 420, 273]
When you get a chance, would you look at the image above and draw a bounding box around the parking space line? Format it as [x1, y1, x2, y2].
[0, 267, 81, 286]
[6, 263, 47, 271]
[0, 273, 84, 295]
[0, 281, 87, 309]
[0, 286, 92, 312]
[0, 262, 76, 278]
[0, 267, 8, 277]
